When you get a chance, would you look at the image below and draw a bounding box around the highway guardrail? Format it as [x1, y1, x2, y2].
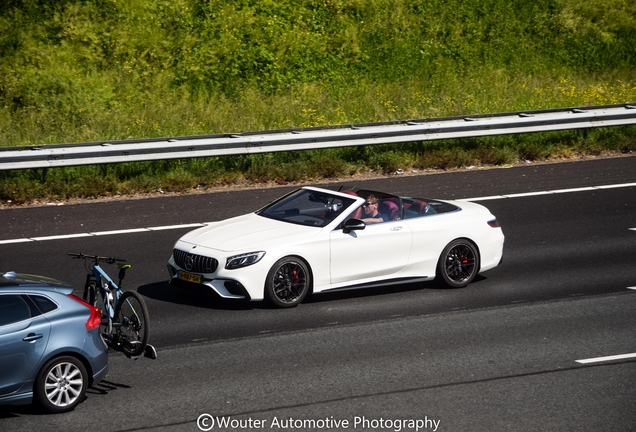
[1, 103, 634, 170]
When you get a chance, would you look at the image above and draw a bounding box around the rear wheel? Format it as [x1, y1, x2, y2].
[265, 257, 310, 308]
[35, 356, 88, 413]
[437, 239, 480, 288]
[83, 280, 112, 336]
[82, 279, 97, 306]
[113, 291, 149, 357]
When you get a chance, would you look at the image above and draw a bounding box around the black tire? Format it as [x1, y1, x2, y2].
[113, 291, 150, 357]
[84, 280, 112, 337]
[437, 239, 480, 288]
[82, 279, 98, 306]
[35, 356, 88, 413]
[265, 257, 311, 308]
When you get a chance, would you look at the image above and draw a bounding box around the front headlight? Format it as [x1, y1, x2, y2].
[225, 251, 266, 269]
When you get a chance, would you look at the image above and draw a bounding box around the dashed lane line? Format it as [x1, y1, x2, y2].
[461, 182, 636, 202]
[0, 223, 206, 245]
[576, 353, 636, 364]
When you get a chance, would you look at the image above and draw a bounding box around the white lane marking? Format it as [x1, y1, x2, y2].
[459, 181, 636, 202]
[576, 353, 636, 364]
[0, 224, 208, 244]
[597, 182, 636, 189]
[503, 191, 553, 198]
[629, 228, 636, 232]
[1, 181, 634, 243]
[30, 233, 93, 241]
[92, 228, 150, 236]
[0, 238, 35, 244]
[464, 195, 503, 202]
[0, 238, 32, 245]
[627, 286, 636, 290]
[147, 223, 205, 231]
[552, 187, 597, 194]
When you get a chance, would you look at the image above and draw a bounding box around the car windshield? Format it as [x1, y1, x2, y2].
[257, 189, 357, 227]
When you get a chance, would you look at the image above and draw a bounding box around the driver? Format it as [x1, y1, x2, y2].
[359, 194, 388, 224]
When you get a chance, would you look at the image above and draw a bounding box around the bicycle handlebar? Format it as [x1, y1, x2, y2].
[68, 252, 126, 265]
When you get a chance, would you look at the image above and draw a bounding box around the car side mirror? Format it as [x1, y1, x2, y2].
[343, 218, 366, 234]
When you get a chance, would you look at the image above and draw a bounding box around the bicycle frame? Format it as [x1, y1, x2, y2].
[86, 263, 124, 329]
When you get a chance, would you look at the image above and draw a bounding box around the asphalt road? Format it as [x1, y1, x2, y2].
[1, 155, 635, 431]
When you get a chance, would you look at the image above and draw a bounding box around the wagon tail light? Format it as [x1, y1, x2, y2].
[68, 293, 102, 331]
[487, 219, 500, 228]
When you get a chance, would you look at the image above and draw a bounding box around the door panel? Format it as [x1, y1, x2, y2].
[0, 296, 52, 396]
[329, 221, 412, 284]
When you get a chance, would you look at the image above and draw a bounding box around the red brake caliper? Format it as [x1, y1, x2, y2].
[292, 269, 299, 285]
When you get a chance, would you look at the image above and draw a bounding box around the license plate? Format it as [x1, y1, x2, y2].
[179, 271, 202, 284]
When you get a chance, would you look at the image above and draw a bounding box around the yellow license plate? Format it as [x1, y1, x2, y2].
[179, 271, 202, 284]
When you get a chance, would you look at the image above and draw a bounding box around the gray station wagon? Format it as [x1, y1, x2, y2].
[0, 272, 109, 413]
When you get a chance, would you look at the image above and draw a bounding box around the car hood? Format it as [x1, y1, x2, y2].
[177, 213, 321, 252]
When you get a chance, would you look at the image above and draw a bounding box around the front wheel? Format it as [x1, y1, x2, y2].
[113, 291, 150, 357]
[437, 239, 480, 288]
[265, 257, 311, 308]
[35, 356, 88, 413]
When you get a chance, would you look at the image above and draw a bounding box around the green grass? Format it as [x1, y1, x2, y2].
[0, 0, 635, 203]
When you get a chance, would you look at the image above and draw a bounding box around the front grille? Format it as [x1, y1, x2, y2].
[173, 249, 218, 273]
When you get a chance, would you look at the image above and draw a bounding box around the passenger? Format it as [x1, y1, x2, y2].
[359, 194, 388, 224]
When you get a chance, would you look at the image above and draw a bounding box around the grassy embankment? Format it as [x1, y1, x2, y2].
[1, 0, 635, 203]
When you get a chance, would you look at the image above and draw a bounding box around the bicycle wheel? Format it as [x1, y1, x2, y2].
[84, 280, 112, 336]
[112, 291, 150, 357]
[82, 279, 98, 306]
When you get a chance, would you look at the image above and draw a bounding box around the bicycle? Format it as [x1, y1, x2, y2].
[68, 253, 156, 359]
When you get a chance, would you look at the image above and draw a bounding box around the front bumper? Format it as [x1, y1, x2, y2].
[167, 264, 252, 300]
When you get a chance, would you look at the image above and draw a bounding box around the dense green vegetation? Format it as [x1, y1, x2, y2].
[1, 0, 635, 203]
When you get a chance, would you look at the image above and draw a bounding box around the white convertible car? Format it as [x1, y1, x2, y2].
[167, 186, 504, 307]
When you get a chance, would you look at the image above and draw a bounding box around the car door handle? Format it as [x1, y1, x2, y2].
[23, 333, 43, 342]
[390, 226, 403, 231]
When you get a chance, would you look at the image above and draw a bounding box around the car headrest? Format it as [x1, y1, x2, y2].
[409, 200, 428, 213]
[379, 200, 400, 220]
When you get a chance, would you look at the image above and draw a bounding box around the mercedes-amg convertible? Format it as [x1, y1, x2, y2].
[167, 186, 504, 307]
